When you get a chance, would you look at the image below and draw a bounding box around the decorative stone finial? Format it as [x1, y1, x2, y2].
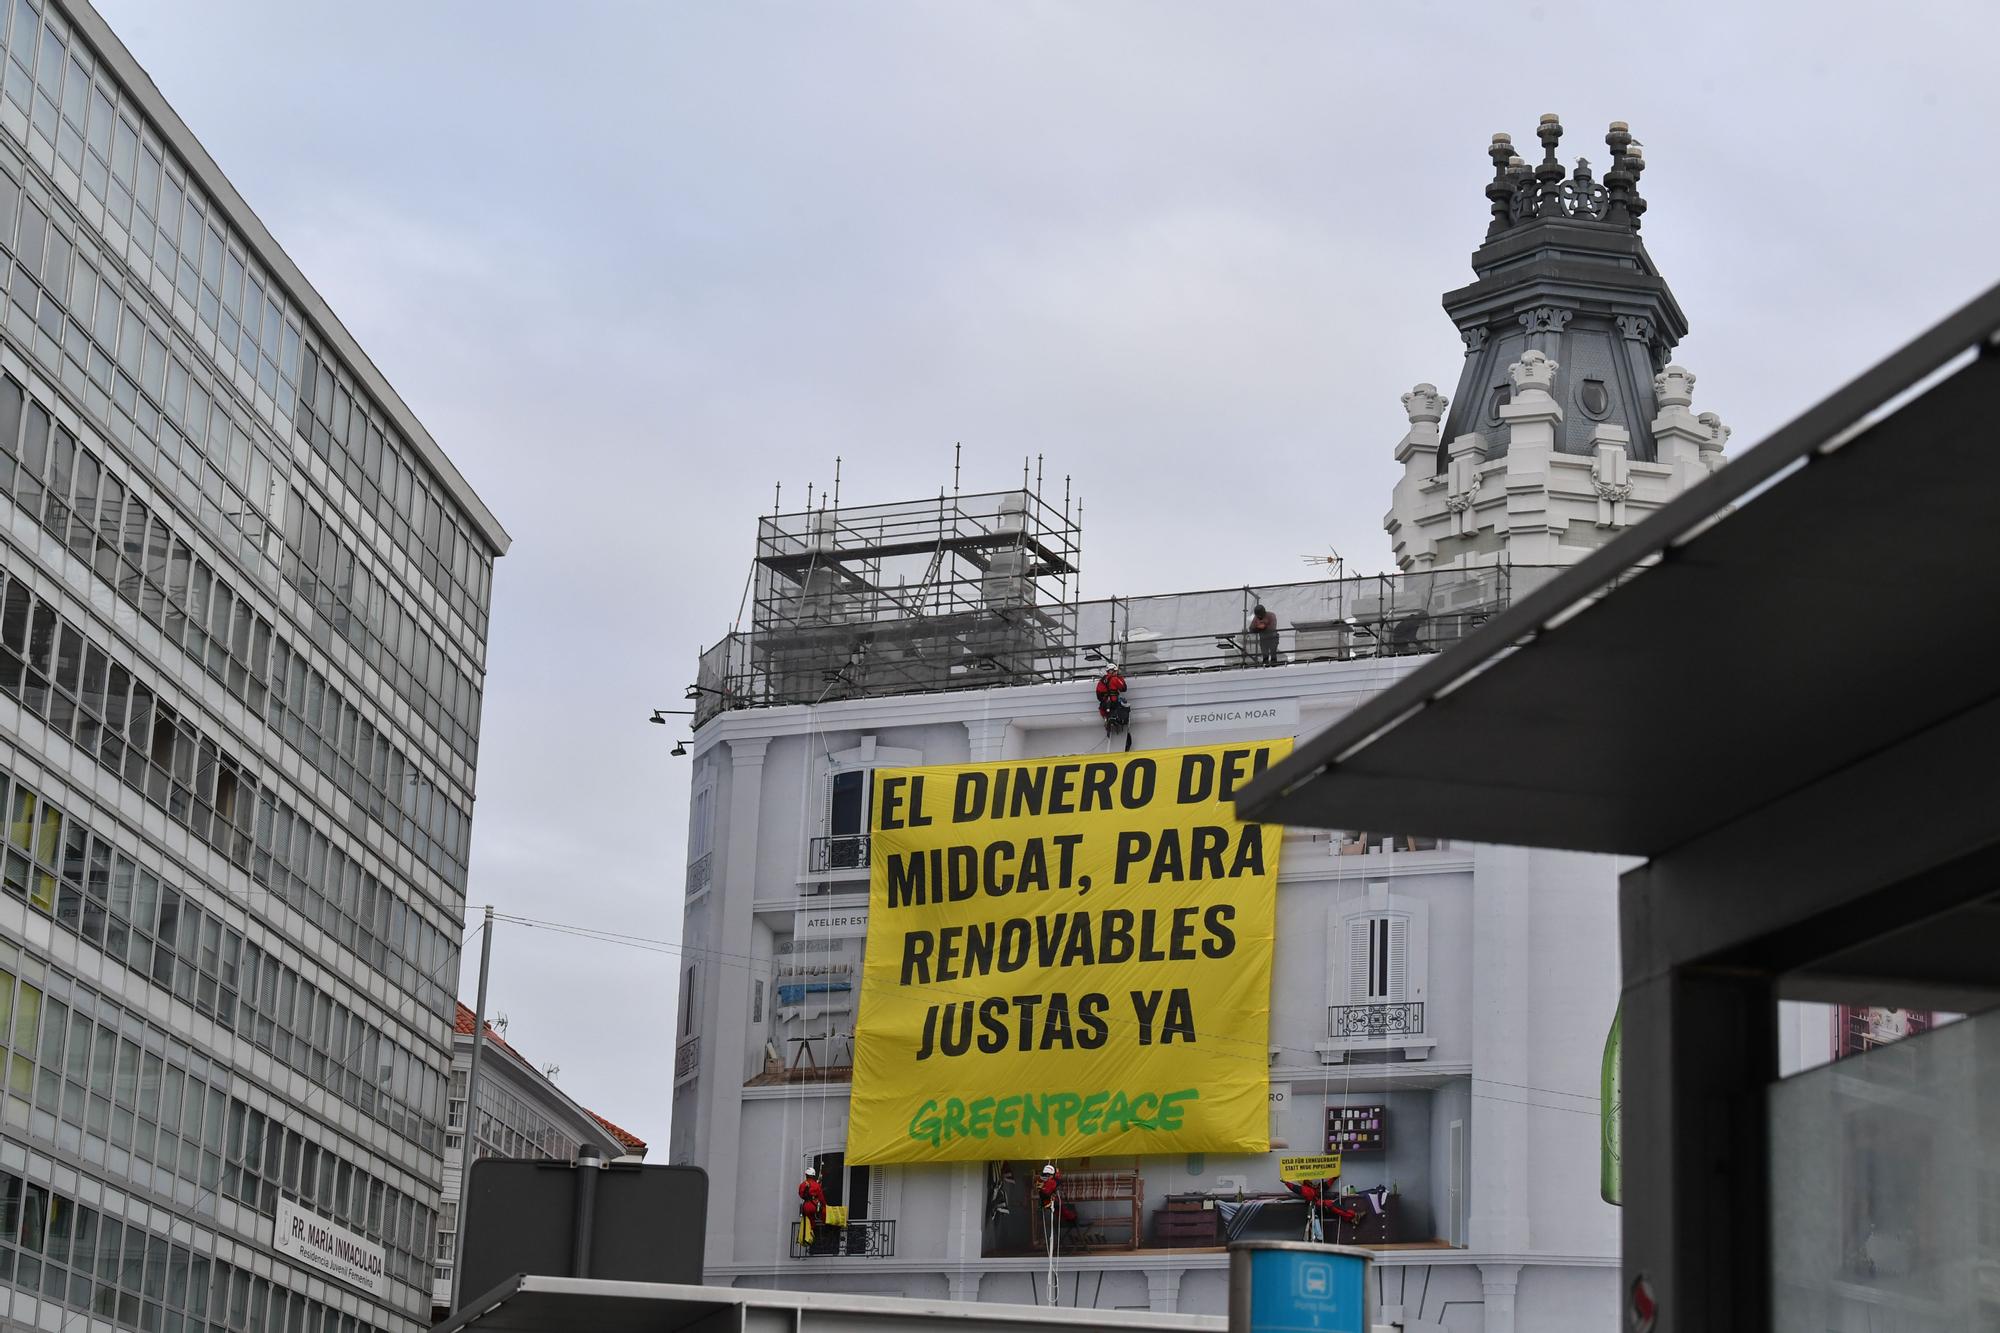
[1654, 364, 1696, 409]
[1402, 383, 1448, 424]
[1625, 141, 1648, 232]
[1508, 349, 1560, 395]
[1483, 118, 1650, 234]
[1603, 122, 1635, 229]
[1535, 115, 1568, 219]
[1486, 134, 1519, 238]
[1696, 411, 1730, 451]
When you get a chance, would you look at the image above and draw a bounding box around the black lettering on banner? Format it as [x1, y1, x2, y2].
[1176, 751, 1215, 804]
[1132, 989, 1161, 1044]
[1121, 758, 1157, 807]
[1202, 903, 1236, 958]
[998, 918, 1030, 970]
[964, 921, 995, 974]
[901, 930, 935, 984]
[983, 840, 1015, 894]
[1048, 763, 1079, 814]
[1115, 831, 1150, 884]
[953, 771, 987, 822]
[1009, 765, 1046, 818]
[1078, 762, 1115, 812]
[878, 774, 907, 830]
[1077, 993, 1109, 1048]
[978, 996, 1010, 1053]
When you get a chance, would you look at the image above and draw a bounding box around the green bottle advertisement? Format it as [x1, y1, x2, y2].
[1601, 1004, 1621, 1206]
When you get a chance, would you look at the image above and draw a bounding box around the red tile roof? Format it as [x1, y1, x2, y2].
[454, 1002, 648, 1156]
[588, 1111, 649, 1155]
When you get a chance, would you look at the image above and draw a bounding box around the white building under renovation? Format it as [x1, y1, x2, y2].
[672, 118, 1731, 1333]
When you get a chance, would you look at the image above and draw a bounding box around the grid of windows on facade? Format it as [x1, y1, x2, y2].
[0, 1168, 395, 1333]
[0, 756, 449, 1150]
[448, 1070, 582, 1164]
[0, 555, 460, 1032]
[0, 370, 475, 891]
[435, 1073, 583, 1287]
[0, 0, 493, 772]
[0, 958, 437, 1297]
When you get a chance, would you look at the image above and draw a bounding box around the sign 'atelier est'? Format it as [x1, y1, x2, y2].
[846, 741, 1289, 1164]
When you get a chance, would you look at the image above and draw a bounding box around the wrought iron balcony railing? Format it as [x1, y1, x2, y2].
[809, 833, 870, 872]
[1327, 1002, 1425, 1039]
[789, 1218, 896, 1259]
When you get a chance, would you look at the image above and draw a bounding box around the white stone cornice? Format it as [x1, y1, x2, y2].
[728, 735, 772, 768]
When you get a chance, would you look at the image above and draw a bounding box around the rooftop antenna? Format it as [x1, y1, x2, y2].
[1301, 547, 1346, 580]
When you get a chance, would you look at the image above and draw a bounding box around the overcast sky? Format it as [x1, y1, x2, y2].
[91, 0, 2000, 1152]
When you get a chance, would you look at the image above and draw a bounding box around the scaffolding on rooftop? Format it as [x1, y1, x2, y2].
[727, 484, 1082, 712]
[691, 478, 1561, 726]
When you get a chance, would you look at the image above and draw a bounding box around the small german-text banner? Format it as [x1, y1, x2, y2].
[1278, 1153, 1342, 1183]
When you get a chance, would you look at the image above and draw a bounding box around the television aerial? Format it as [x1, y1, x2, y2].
[1300, 547, 1346, 581]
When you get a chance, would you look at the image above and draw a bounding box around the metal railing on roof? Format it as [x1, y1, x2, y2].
[692, 565, 1561, 726]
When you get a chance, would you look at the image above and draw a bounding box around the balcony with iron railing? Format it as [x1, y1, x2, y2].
[1318, 1002, 1436, 1065]
[692, 566, 1562, 725]
[809, 833, 870, 872]
[1328, 1002, 1426, 1039]
[788, 1218, 896, 1259]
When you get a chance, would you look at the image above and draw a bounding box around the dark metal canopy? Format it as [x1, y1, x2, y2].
[1237, 281, 2000, 858]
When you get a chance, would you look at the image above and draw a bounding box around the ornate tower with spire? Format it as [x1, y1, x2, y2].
[1386, 117, 1730, 571]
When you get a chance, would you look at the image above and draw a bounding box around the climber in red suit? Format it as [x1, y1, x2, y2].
[798, 1166, 827, 1224]
[1284, 1176, 1357, 1222]
[1038, 1164, 1077, 1230]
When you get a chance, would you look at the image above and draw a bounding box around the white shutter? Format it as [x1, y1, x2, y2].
[1386, 916, 1409, 1001]
[1346, 917, 1373, 1002]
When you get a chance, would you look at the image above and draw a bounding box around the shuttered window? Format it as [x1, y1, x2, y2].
[1346, 914, 1409, 1001]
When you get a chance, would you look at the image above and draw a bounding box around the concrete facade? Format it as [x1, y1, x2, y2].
[669, 116, 1744, 1333]
[672, 660, 1628, 1330]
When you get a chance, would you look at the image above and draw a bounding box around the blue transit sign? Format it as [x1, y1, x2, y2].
[1228, 1241, 1375, 1333]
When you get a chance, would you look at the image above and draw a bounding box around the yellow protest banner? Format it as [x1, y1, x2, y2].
[1279, 1154, 1342, 1183]
[847, 739, 1290, 1164]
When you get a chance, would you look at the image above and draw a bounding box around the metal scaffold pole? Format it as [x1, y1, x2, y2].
[451, 904, 496, 1312]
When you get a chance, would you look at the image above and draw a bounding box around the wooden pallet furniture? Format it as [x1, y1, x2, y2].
[1028, 1171, 1143, 1253]
[1153, 1194, 1220, 1247]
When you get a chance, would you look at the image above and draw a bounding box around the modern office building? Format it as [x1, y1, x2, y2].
[430, 1003, 645, 1321]
[0, 2, 508, 1332]
[673, 121, 1727, 1332]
